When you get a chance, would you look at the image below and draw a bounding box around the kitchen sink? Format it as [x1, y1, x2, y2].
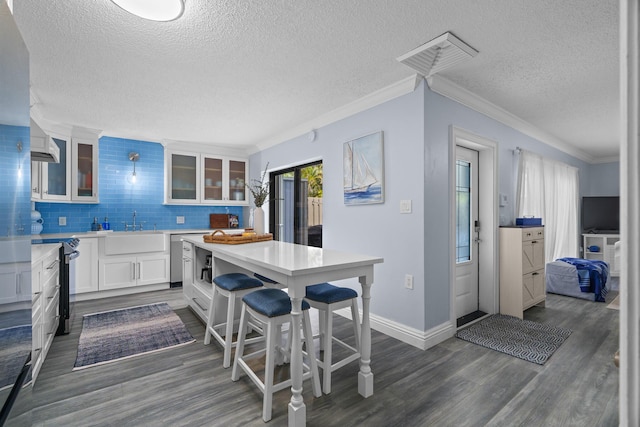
[103, 231, 167, 255]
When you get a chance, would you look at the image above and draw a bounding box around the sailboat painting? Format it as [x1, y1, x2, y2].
[343, 131, 384, 205]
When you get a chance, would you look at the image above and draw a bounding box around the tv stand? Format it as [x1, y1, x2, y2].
[583, 233, 620, 277]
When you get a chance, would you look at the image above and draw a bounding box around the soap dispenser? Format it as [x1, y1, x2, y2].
[91, 217, 99, 231]
[102, 217, 110, 231]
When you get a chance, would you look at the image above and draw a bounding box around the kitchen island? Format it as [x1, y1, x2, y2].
[180, 235, 383, 427]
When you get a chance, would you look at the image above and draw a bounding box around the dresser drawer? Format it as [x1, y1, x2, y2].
[521, 227, 544, 242]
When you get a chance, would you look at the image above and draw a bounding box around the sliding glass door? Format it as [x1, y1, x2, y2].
[269, 161, 322, 247]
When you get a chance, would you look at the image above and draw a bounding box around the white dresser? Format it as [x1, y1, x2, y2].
[499, 226, 546, 319]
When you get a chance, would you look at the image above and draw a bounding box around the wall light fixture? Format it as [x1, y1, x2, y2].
[129, 152, 139, 183]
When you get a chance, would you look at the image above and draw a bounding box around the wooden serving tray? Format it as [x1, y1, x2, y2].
[203, 229, 273, 245]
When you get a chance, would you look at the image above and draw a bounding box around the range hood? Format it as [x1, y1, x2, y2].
[30, 133, 60, 163]
[30, 118, 60, 163]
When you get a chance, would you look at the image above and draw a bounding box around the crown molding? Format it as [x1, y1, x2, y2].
[591, 155, 620, 164]
[252, 74, 422, 153]
[426, 75, 597, 164]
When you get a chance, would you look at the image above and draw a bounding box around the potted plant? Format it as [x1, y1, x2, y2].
[246, 163, 269, 234]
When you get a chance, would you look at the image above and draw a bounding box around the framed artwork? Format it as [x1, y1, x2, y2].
[343, 131, 384, 205]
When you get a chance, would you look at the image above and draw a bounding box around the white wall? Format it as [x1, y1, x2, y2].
[251, 85, 427, 330]
[586, 162, 620, 195]
[251, 78, 593, 340]
[422, 85, 590, 329]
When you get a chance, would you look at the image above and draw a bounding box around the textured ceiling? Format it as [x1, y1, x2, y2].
[13, 0, 619, 161]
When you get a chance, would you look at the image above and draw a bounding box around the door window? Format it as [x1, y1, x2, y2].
[456, 159, 471, 263]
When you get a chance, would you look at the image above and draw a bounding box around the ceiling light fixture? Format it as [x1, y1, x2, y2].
[111, 0, 185, 22]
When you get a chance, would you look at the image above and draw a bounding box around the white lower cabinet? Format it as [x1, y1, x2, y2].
[75, 237, 99, 294]
[31, 244, 60, 384]
[0, 263, 31, 304]
[182, 242, 213, 323]
[98, 254, 170, 290]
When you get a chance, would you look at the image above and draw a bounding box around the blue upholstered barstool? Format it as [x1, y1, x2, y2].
[305, 282, 361, 394]
[231, 288, 321, 422]
[204, 272, 263, 368]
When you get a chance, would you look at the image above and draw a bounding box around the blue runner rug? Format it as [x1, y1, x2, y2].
[74, 302, 195, 370]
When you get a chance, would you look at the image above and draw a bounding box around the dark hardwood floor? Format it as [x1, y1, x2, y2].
[28, 288, 619, 426]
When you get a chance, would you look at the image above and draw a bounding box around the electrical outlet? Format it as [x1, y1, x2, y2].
[176, 216, 185, 224]
[59, 216, 66, 226]
[404, 274, 413, 289]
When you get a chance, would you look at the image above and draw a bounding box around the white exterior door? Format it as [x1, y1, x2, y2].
[455, 146, 479, 319]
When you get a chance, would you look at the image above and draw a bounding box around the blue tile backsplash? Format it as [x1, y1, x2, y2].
[1, 124, 31, 236]
[35, 136, 244, 234]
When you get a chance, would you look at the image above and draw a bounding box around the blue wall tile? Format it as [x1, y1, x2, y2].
[0, 125, 31, 236]
[35, 136, 244, 234]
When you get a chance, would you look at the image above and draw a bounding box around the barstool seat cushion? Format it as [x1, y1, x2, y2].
[306, 282, 357, 304]
[254, 273, 279, 284]
[243, 288, 310, 318]
[213, 273, 263, 291]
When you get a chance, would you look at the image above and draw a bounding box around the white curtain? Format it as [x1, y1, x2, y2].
[516, 150, 579, 262]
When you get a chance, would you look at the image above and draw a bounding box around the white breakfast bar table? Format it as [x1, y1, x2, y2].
[181, 236, 383, 426]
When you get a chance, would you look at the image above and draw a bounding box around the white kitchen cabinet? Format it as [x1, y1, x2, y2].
[33, 135, 99, 203]
[98, 254, 170, 291]
[0, 262, 31, 304]
[71, 137, 99, 202]
[499, 226, 546, 319]
[583, 233, 620, 277]
[40, 133, 71, 202]
[165, 149, 247, 205]
[181, 241, 213, 322]
[75, 237, 99, 294]
[31, 244, 60, 384]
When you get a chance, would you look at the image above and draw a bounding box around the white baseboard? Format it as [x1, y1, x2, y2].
[335, 307, 455, 350]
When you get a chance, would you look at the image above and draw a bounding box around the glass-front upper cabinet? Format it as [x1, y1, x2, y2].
[228, 159, 247, 202]
[41, 134, 71, 201]
[168, 151, 200, 204]
[34, 133, 99, 203]
[203, 156, 223, 202]
[165, 149, 247, 205]
[71, 138, 99, 202]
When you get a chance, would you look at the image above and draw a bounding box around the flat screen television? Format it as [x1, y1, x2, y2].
[581, 196, 620, 234]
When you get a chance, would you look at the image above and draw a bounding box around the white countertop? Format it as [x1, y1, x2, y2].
[181, 235, 383, 277]
[33, 228, 240, 240]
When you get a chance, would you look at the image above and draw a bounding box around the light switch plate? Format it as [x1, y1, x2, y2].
[58, 216, 66, 226]
[176, 216, 185, 224]
[400, 199, 412, 214]
[499, 193, 508, 207]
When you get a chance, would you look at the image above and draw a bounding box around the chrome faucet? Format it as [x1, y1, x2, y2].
[133, 210, 137, 230]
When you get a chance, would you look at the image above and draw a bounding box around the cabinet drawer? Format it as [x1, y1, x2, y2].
[44, 293, 60, 337]
[522, 269, 545, 308]
[42, 250, 60, 284]
[190, 283, 212, 321]
[45, 283, 60, 314]
[522, 227, 544, 242]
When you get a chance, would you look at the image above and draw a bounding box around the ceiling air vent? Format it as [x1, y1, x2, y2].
[396, 32, 478, 77]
